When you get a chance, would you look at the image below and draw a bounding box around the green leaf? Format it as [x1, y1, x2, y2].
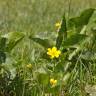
[36, 67, 49, 85]
[68, 8, 95, 32]
[55, 63, 64, 72]
[37, 73, 49, 85]
[62, 34, 87, 48]
[56, 14, 67, 49]
[0, 51, 6, 64]
[0, 37, 6, 51]
[0, 37, 7, 64]
[2, 32, 25, 52]
[29, 36, 52, 48]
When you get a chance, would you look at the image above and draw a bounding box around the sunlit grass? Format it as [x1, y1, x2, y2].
[0, 0, 96, 34]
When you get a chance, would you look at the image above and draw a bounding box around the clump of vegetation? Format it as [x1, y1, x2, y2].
[0, 5, 96, 96]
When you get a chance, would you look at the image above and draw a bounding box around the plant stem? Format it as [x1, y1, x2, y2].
[68, 0, 72, 20]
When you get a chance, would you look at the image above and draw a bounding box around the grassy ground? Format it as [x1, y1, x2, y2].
[0, 0, 96, 34]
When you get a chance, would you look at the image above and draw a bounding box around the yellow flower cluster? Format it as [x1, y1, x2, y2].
[50, 78, 57, 87]
[47, 47, 61, 59]
[26, 64, 32, 69]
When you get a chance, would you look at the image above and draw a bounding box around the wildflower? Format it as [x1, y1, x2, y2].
[26, 64, 32, 69]
[47, 47, 61, 59]
[55, 21, 61, 30]
[50, 78, 57, 87]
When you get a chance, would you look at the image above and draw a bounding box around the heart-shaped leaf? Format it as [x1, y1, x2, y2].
[62, 34, 87, 48]
[29, 36, 52, 48]
[68, 8, 95, 32]
[2, 32, 25, 52]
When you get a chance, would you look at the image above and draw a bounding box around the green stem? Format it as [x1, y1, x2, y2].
[68, 0, 72, 20]
[22, 45, 26, 96]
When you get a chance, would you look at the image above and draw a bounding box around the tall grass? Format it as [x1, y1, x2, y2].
[0, 0, 96, 34]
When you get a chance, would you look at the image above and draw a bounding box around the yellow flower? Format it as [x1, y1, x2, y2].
[50, 78, 57, 87]
[47, 47, 61, 59]
[55, 21, 61, 30]
[26, 64, 32, 69]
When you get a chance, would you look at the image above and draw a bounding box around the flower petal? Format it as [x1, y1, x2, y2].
[52, 47, 57, 52]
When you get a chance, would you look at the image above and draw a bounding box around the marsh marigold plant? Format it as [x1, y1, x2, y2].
[47, 47, 61, 59]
